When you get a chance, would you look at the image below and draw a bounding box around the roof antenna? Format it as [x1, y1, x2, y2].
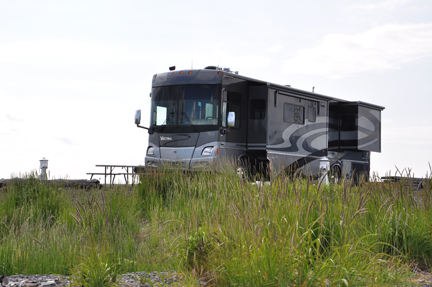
[218, 47, 224, 68]
[191, 59, 193, 69]
[312, 86, 315, 93]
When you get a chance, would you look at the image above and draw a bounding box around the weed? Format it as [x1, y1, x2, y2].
[185, 227, 212, 274]
[70, 246, 121, 287]
[0, 165, 429, 286]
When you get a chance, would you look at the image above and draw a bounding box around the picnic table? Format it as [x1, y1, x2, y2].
[381, 176, 425, 190]
[87, 165, 139, 186]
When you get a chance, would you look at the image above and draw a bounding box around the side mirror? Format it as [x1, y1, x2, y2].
[227, 111, 235, 127]
[135, 109, 151, 132]
[135, 110, 141, 125]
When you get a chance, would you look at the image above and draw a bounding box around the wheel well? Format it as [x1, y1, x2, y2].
[331, 164, 341, 172]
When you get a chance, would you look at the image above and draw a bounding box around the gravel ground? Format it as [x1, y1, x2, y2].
[1, 270, 432, 286]
[0, 271, 186, 287]
[409, 270, 432, 287]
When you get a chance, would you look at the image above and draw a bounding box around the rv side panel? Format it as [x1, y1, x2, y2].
[266, 88, 328, 175]
[357, 105, 381, 152]
[329, 102, 382, 152]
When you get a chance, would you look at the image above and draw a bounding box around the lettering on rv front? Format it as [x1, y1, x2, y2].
[160, 136, 172, 141]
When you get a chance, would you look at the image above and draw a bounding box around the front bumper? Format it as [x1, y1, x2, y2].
[145, 155, 218, 170]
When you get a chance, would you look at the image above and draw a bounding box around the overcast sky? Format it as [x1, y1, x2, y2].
[1, 0, 432, 181]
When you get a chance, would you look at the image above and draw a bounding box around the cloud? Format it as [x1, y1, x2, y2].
[6, 114, 22, 121]
[0, 39, 148, 67]
[283, 23, 432, 79]
[351, 0, 423, 10]
[216, 53, 271, 71]
[385, 125, 432, 144]
[267, 45, 283, 53]
[0, 130, 14, 136]
[55, 137, 76, 146]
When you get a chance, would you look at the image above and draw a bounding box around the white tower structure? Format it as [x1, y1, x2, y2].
[39, 157, 48, 180]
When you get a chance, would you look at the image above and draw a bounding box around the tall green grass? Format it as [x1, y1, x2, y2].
[0, 164, 431, 286]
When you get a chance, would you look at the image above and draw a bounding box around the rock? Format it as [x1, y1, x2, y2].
[0, 271, 182, 286]
[0, 275, 8, 286]
[40, 281, 56, 287]
[0, 178, 101, 189]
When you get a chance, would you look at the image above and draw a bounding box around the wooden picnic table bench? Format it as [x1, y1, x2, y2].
[87, 164, 140, 186]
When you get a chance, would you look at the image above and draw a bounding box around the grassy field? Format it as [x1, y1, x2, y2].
[1, 165, 431, 286]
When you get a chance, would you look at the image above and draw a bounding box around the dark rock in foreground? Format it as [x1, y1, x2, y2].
[0, 178, 101, 189]
[0, 271, 184, 286]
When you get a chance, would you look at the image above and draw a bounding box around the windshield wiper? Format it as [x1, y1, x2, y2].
[180, 103, 198, 132]
[181, 112, 198, 133]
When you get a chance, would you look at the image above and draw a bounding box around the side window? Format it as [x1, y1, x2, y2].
[250, 99, 266, 119]
[205, 103, 213, 119]
[283, 103, 304, 124]
[227, 92, 242, 129]
[341, 114, 356, 131]
[308, 102, 317, 123]
[250, 99, 266, 133]
[156, 106, 167, 125]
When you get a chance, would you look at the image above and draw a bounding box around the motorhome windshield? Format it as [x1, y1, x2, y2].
[150, 84, 220, 132]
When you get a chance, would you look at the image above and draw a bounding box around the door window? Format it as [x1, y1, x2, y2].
[250, 99, 266, 119]
[227, 92, 242, 129]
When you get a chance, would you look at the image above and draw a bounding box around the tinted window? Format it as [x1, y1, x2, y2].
[341, 114, 356, 131]
[227, 92, 242, 129]
[250, 99, 266, 119]
[284, 103, 304, 124]
[150, 84, 220, 127]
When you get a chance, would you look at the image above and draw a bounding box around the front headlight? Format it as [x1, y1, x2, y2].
[201, 146, 213, 156]
[146, 161, 157, 167]
[147, 146, 154, 155]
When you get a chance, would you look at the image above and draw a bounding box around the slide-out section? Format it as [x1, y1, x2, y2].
[329, 101, 383, 152]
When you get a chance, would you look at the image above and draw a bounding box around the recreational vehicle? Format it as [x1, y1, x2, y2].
[135, 66, 384, 181]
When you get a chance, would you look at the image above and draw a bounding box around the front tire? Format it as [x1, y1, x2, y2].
[237, 158, 250, 181]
